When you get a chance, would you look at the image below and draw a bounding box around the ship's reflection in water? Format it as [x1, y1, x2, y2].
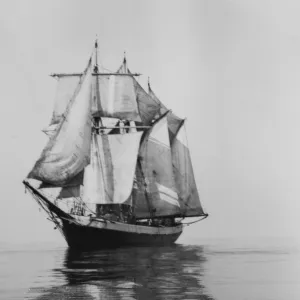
[33, 245, 214, 299]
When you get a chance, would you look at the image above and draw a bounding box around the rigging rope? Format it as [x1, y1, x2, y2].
[181, 214, 209, 226]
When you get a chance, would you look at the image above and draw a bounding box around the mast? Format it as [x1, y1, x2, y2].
[93, 38, 103, 130]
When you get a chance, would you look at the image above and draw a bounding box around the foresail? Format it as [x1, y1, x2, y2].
[28, 59, 93, 186]
[171, 123, 205, 216]
[137, 114, 181, 218]
[82, 132, 143, 208]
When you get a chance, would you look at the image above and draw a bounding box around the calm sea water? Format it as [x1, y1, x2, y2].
[0, 237, 299, 300]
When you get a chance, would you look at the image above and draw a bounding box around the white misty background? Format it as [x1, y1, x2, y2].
[0, 0, 299, 244]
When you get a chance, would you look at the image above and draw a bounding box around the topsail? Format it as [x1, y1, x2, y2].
[91, 74, 141, 122]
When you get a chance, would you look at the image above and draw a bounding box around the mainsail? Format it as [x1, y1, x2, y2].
[171, 122, 205, 216]
[28, 58, 93, 186]
[135, 113, 181, 218]
[133, 78, 160, 125]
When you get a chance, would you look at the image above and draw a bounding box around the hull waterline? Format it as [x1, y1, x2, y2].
[61, 219, 182, 249]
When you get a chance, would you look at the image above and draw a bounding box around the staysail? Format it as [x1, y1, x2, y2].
[28, 58, 93, 186]
[171, 122, 205, 216]
[135, 113, 181, 218]
[82, 131, 143, 211]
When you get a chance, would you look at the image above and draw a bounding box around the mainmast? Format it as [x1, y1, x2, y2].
[93, 38, 103, 130]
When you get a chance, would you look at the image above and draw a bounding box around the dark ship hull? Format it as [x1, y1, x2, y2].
[23, 180, 183, 250]
[61, 220, 182, 249]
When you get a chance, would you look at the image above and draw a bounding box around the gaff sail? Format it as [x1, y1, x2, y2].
[28, 59, 93, 186]
[136, 114, 181, 218]
[171, 122, 205, 216]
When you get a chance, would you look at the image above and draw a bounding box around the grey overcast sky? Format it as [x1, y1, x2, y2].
[1, 0, 300, 244]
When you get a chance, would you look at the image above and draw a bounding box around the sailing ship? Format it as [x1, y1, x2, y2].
[23, 41, 208, 249]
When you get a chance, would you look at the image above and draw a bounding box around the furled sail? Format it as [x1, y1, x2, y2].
[82, 131, 143, 210]
[27, 59, 93, 186]
[171, 122, 205, 216]
[136, 113, 181, 218]
[91, 74, 141, 122]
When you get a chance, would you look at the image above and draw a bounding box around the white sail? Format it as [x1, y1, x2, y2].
[137, 114, 181, 217]
[116, 62, 161, 125]
[50, 75, 81, 125]
[28, 59, 93, 186]
[171, 123, 205, 216]
[82, 132, 143, 207]
[91, 74, 141, 122]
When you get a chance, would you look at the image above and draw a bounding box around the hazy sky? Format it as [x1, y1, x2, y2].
[1, 0, 300, 244]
